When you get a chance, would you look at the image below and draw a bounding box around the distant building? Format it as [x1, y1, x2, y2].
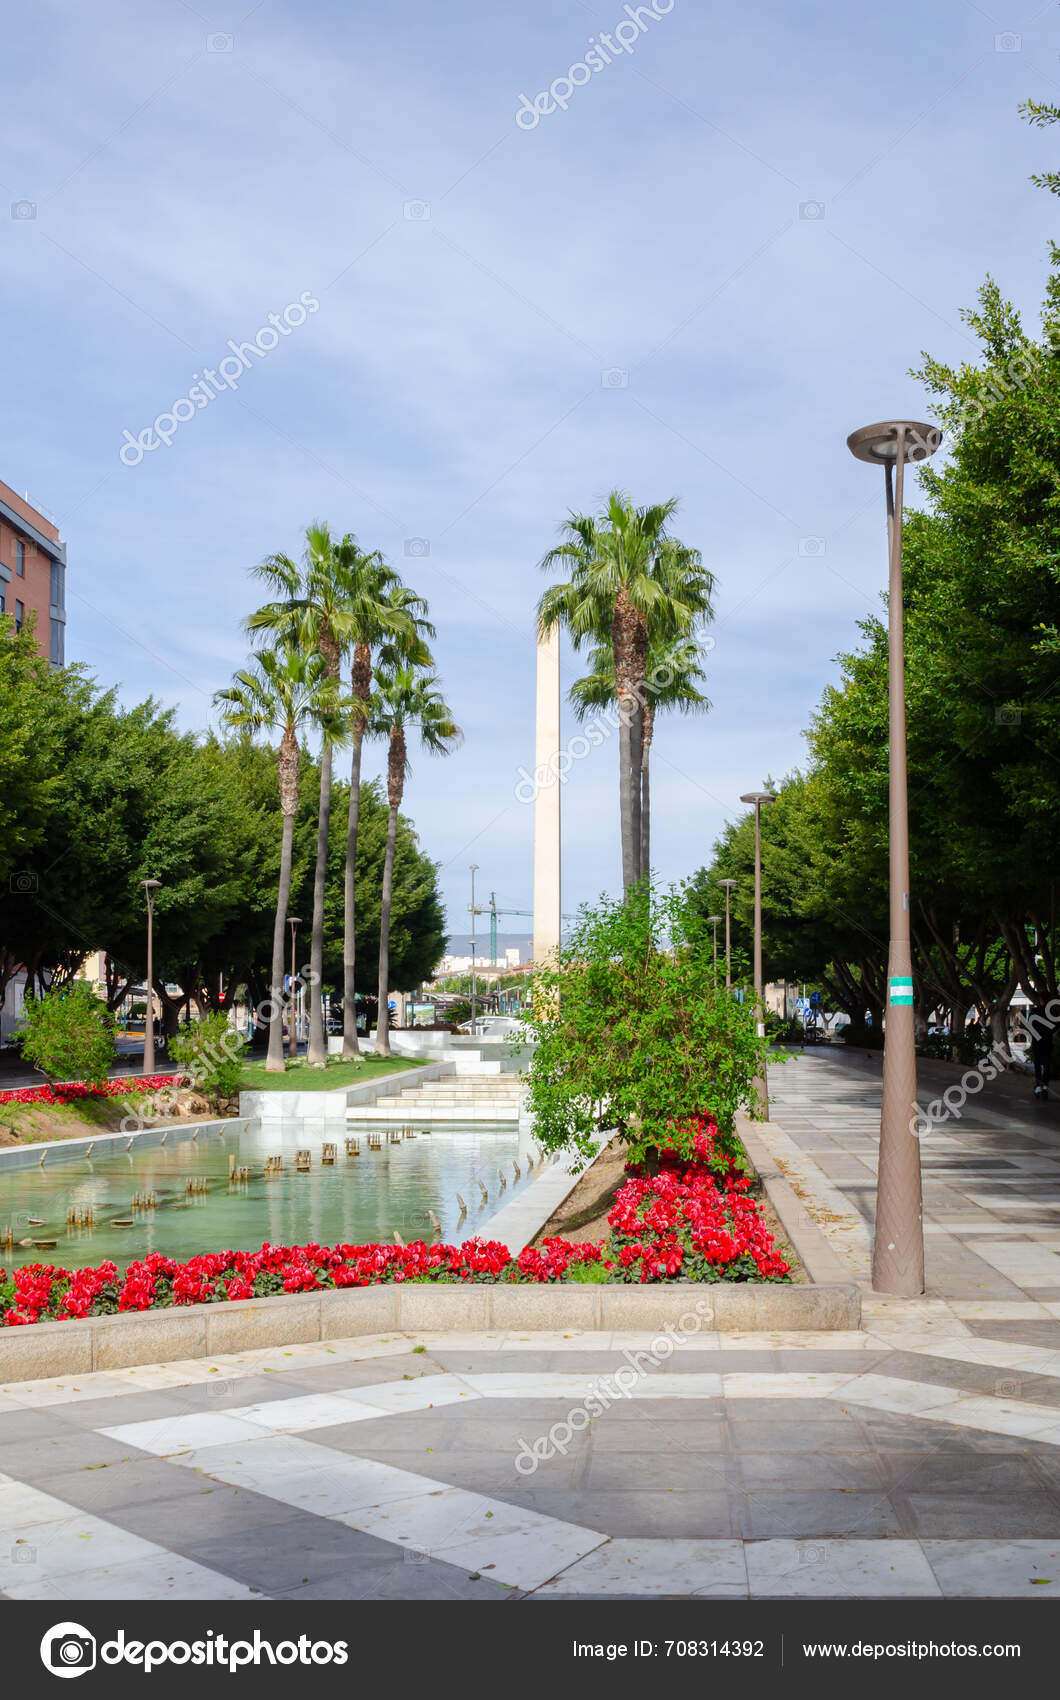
[0, 478, 66, 664]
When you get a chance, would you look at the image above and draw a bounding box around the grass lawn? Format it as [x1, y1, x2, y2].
[238, 1055, 425, 1092]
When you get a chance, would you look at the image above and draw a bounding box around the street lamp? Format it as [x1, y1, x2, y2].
[142, 879, 161, 1075]
[287, 917, 302, 1061]
[469, 864, 479, 1031]
[740, 791, 776, 1118]
[719, 879, 737, 988]
[848, 417, 941, 1297]
[706, 915, 722, 979]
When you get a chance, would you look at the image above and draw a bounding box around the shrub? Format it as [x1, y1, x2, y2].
[18, 982, 117, 1085]
[169, 1012, 246, 1105]
[521, 881, 770, 1168]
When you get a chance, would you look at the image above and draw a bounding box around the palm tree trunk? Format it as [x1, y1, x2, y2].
[306, 738, 332, 1066]
[375, 726, 405, 1058]
[342, 643, 371, 1058]
[612, 591, 640, 892]
[375, 805, 399, 1057]
[267, 730, 300, 1071]
[640, 701, 653, 877]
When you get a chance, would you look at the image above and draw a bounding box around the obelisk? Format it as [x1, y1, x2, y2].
[532, 623, 561, 971]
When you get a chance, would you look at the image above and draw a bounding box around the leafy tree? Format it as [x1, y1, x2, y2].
[170, 1012, 246, 1106]
[522, 882, 769, 1168]
[19, 981, 117, 1084]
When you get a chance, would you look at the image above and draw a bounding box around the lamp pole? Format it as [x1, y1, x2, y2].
[719, 879, 737, 988]
[706, 915, 721, 980]
[287, 917, 301, 1061]
[142, 879, 161, 1075]
[848, 418, 940, 1296]
[740, 792, 776, 1118]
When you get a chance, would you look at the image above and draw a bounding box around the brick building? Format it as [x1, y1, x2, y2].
[0, 479, 66, 664]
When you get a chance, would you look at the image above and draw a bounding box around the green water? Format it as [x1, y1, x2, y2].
[0, 1122, 536, 1272]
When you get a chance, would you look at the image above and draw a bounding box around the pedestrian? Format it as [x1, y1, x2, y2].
[1030, 1007, 1054, 1100]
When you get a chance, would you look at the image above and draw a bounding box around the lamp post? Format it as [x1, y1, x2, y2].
[142, 879, 161, 1074]
[469, 864, 479, 1031]
[706, 915, 721, 979]
[848, 417, 940, 1297]
[719, 879, 737, 988]
[740, 791, 776, 1118]
[287, 917, 301, 1061]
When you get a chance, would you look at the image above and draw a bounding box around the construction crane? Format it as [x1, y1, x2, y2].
[486, 892, 576, 964]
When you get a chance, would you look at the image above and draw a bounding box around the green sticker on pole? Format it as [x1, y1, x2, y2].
[889, 976, 914, 1006]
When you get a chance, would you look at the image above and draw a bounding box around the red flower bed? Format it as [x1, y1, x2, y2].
[0, 1114, 790, 1326]
[0, 1075, 178, 1108]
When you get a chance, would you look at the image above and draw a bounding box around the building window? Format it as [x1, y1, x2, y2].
[15, 541, 24, 576]
[14, 599, 24, 632]
[50, 559, 64, 609]
[49, 617, 64, 667]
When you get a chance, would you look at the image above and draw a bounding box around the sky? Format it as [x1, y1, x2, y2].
[2, 0, 1059, 941]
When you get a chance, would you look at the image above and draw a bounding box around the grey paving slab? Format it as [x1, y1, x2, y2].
[735, 1452, 886, 1491]
[519, 1487, 738, 1539]
[179, 1511, 427, 1593]
[741, 1490, 904, 1539]
[900, 1492, 1060, 1538]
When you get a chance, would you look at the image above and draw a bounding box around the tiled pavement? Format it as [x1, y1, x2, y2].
[0, 1049, 1058, 1601]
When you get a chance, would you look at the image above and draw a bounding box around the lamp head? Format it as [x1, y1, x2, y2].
[288, 916, 302, 926]
[706, 914, 722, 924]
[740, 791, 776, 806]
[719, 878, 737, 891]
[143, 878, 161, 891]
[847, 419, 940, 465]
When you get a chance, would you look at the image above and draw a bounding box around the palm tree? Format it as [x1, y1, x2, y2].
[343, 578, 434, 1057]
[569, 631, 712, 875]
[368, 666, 461, 1055]
[539, 493, 708, 889]
[247, 527, 423, 1065]
[215, 643, 340, 1072]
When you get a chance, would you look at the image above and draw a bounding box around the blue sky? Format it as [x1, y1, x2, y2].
[2, 0, 1058, 938]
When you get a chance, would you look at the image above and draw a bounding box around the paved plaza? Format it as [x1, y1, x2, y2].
[1, 1050, 1059, 1601]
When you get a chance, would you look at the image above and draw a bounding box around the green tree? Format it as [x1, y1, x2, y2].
[367, 667, 461, 1054]
[523, 882, 769, 1168]
[19, 981, 117, 1085]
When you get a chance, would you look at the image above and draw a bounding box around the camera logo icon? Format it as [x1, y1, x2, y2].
[994, 32, 1020, 52]
[601, 367, 629, 388]
[11, 200, 37, 220]
[40, 1623, 96, 1679]
[403, 200, 431, 220]
[9, 870, 39, 894]
[404, 537, 430, 558]
[995, 705, 1023, 726]
[798, 536, 826, 557]
[799, 200, 825, 220]
[207, 32, 234, 52]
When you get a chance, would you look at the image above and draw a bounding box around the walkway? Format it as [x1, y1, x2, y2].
[0, 1048, 1057, 1601]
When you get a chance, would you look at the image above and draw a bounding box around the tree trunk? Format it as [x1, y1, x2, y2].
[375, 727, 405, 1058]
[612, 591, 639, 892]
[306, 737, 332, 1067]
[640, 700, 654, 878]
[342, 642, 371, 1058]
[267, 728, 300, 1072]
